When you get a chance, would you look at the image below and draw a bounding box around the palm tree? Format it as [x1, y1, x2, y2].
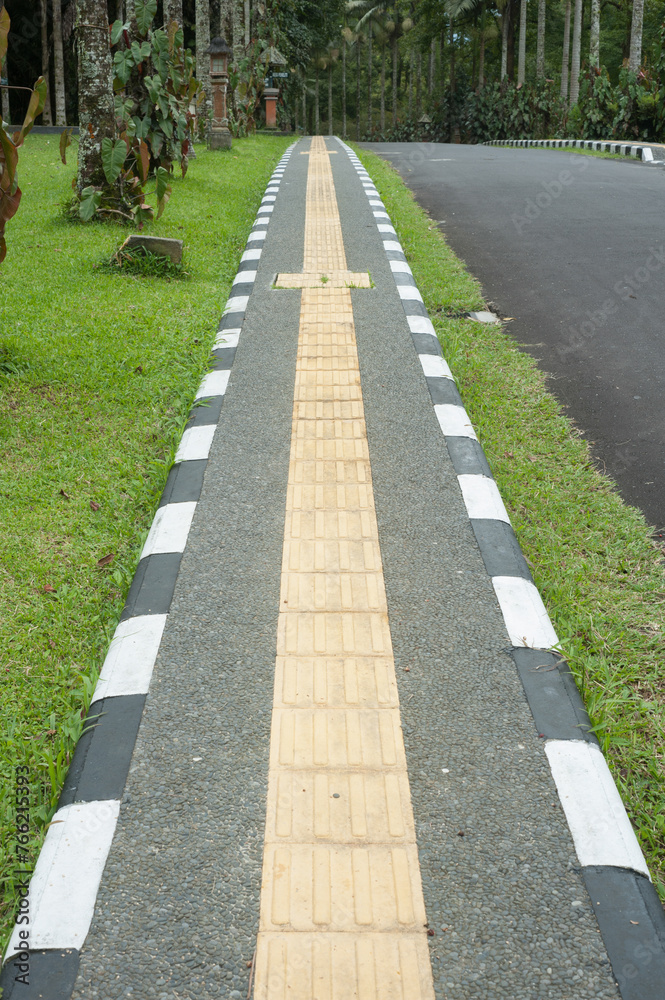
[76, 0, 115, 190]
[536, 0, 545, 77]
[589, 0, 600, 68]
[560, 0, 571, 99]
[164, 0, 183, 24]
[40, 0, 52, 125]
[0, 0, 10, 123]
[629, 0, 644, 73]
[517, 0, 526, 86]
[244, 0, 250, 45]
[195, 0, 211, 127]
[447, 0, 487, 92]
[569, 0, 582, 105]
[53, 0, 67, 125]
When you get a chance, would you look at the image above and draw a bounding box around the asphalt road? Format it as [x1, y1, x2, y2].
[365, 142, 665, 530]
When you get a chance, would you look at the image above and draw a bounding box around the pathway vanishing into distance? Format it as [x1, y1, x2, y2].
[368, 141, 665, 530]
[2, 137, 665, 1000]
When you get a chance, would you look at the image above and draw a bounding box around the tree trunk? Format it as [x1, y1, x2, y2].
[506, 0, 517, 80]
[536, 0, 545, 77]
[569, 0, 582, 105]
[380, 42, 385, 130]
[53, 0, 67, 125]
[0, 0, 10, 126]
[342, 39, 346, 139]
[478, 1, 485, 89]
[315, 63, 319, 135]
[517, 0, 526, 86]
[561, 0, 571, 98]
[629, 0, 644, 73]
[244, 0, 250, 46]
[115, 0, 123, 21]
[367, 22, 372, 132]
[40, 0, 53, 125]
[356, 35, 360, 139]
[501, 5, 509, 80]
[328, 61, 332, 135]
[233, 0, 242, 61]
[125, 0, 136, 32]
[428, 37, 435, 95]
[416, 49, 421, 116]
[76, 0, 115, 191]
[302, 84, 306, 135]
[408, 47, 413, 116]
[449, 19, 455, 96]
[195, 0, 211, 127]
[589, 0, 600, 68]
[163, 0, 183, 25]
[392, 36, 397, 126]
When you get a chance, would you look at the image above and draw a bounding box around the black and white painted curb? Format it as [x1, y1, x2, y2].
[337, 137, 665, 1000]
[0, 146, 297, 1000]
[484, 137, 665, 166]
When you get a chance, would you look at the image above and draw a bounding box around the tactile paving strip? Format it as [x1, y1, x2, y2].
[253, 137, 435, 998]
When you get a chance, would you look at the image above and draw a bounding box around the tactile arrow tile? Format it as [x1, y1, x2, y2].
[254, 136, 435, 1000]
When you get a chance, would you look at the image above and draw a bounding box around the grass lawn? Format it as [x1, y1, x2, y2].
[352, 143, 665, 902]
[0, 133, 291, 952]
[502, 143, 643, 161]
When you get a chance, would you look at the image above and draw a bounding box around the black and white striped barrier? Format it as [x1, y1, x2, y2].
[484, 137, 664, 165]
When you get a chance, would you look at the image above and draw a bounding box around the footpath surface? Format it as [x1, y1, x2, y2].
[2, 136, 665, 1000]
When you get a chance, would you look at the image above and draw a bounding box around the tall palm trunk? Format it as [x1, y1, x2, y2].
[561, 0, 571, 98]
[449, 18, 455, 95]
[536, 0, 546, 77]
[428, 38, 435, 95]
[356, 35, 361, 139]
[244, 0, 250, 45]
[315, 63, 319, 135]
[517, 0, 526, 85]
[53, 0, 67, 125]
[569, 0, 582, 105]
[328, 61, 332, 135]
[164, 0, 183, 24]
[416, 49, 421, 116]
[302, 84, 306, 135]
[0, 0, 10, 124]
[478, 1, 486, 89]
[589, 0, 600, 68]
[367, 22, 372, 133]
[380, 42, 385, 130]
[233, 0, 243, 62]
[115, 0, 124, 19]
[195, 0, 211, 127]
[408, 47, 413, 116]
[391, 36, 397, 126]
[342, 39, 346, 139]
[40, 0, 52, 125]
[76, 0, 115, 191]
[629, 0, 644, 72]
[501, 6, 509, 80]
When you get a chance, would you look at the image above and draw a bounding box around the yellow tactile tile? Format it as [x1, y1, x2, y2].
[254, 136, 435, 1000]
[253, 933, 434, 1000]
[273, 657, 399, 709]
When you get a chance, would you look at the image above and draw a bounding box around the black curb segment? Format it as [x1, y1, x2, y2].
[425, 376, 463, 407]
[211, 346, 237, 369]
[411, 332, 442, 356]
[58, 695, 147, 806]
[159, 460, 208, 507]
[470, 517, 532, 580]
[445, 435, 494, 477]
[0, 949, 80, 999]
[186, 395, 225, 429]
[581, 867, 665, 999]
[218, 311, 245, 331]
[400, 299, 429, 319]
[510, 648, 598, 744]
[343, 138, 665, 998]
[119, 552, 183, 620]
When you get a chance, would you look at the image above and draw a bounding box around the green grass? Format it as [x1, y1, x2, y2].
[0, 133, 291, 952]
[353, 143, 665, 901]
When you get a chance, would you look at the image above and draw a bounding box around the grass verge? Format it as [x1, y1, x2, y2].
[353, 143, 665, 901]
[501, 143, 641, 161]
[0, 133, 291, 952]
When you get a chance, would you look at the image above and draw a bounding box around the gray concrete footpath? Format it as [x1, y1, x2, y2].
[2, 137, 663, 1000]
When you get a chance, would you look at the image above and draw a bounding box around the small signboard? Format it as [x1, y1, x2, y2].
[273, 72, 289, 79]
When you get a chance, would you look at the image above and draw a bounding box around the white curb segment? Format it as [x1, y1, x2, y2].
[92, 614, 168, 701]
[492, 575, 560, 649]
